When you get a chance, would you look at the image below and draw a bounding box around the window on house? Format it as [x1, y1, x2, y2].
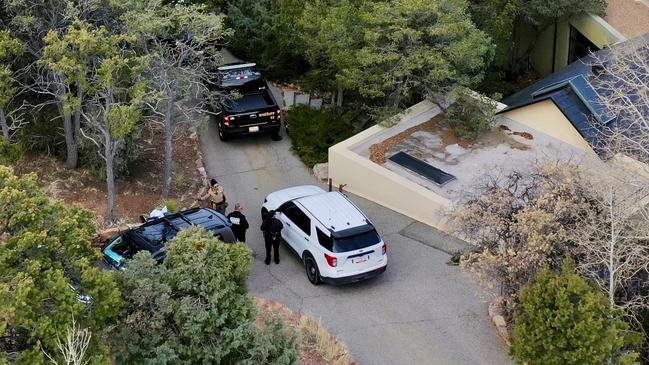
[568, 25, 599, 64]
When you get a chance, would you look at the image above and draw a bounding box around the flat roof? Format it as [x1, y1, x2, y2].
[351, 101, 601, 203]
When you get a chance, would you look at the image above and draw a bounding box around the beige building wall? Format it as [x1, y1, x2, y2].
[328, 126, 453, 232]
[502, 100, 596, 153]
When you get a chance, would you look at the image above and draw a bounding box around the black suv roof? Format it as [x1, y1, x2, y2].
[101, 208, 235, 270]
[127, 208, 230, 251]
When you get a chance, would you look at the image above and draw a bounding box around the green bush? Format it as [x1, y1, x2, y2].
[226, 0, 307, 81]
[442, 93, 498, 142]
[511, 260, 641, 365]
[17, 101, 66, 157]
[286, 106, 357, 167]
[111, 227, 299, 364]
[164, 199, 180, 213]
[0, 136, 23, 164]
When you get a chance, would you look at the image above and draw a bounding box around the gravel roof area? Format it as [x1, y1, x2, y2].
[605, 0, 649, 39]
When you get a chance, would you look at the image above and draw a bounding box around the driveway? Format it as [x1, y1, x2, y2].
[199, 123, 512, 364]
[202, 48, 510, 364]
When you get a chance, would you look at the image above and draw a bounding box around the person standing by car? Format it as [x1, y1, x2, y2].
[199, 179, 227, 214]
[260, 210, 283, 265]
[227, 203, 249, 243]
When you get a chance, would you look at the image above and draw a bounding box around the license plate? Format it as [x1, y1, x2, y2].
[249, 126, 260, 132]
[353, 256, 368, 264]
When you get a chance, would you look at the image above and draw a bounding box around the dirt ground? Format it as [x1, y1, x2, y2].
[15, 123, 205, 229]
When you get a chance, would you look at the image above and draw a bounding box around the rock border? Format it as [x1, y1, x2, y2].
[488, 296, 511, 347]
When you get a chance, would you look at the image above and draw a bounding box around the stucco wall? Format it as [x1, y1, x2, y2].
[328, 126, 453, 232]
[502, 100, 596, 153]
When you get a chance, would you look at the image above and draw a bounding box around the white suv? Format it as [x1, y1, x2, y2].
[261, 185, 388, 285]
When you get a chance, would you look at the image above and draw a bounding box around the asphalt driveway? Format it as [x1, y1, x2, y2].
[199, 119, 513, 364]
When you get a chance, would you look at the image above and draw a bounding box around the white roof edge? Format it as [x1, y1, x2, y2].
[217, 63, 257, 71]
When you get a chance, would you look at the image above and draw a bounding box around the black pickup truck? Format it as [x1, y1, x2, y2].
[214, 63, 282, 141]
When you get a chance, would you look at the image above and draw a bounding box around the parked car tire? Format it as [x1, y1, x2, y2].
[304, 253, 321, 285]
[217, 123, 229, 141]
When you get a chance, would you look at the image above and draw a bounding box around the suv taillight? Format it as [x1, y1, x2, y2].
[382, 243, 387, 255]
[325, 253, 337, 267]
[224, 115, 232, 126]
[275, 109, 282, 121]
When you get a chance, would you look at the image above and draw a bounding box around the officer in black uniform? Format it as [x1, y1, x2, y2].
[260, 210, 283, 265]
[227, 203, 249, 243]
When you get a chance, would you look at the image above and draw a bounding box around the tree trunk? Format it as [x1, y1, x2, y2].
[73, 88, 83, 154]
[162, 113, 174, 200]
[0, 107, 10, 141]
[105, 139, 116, 225]
[608, 190, 616, 308]
[162, 91, 175, 200]
[63, 110, 78, 169]
[336, 84, 343, 107]
[54, 75, 78, 169]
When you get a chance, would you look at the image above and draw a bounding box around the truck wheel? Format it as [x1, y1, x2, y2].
[217, 123, 229, 141]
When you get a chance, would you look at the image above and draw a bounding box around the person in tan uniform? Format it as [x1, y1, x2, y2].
[199, 178, 227, 214]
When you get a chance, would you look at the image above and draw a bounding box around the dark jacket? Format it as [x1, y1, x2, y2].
[227, 211, 249, 241]
[260, 216, 283, 239]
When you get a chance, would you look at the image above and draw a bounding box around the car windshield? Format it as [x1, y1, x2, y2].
[333, 229, 381, 253]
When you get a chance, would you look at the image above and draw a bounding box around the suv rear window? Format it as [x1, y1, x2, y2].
[316, 227, 333, 251]
[333, 229, 381, 253]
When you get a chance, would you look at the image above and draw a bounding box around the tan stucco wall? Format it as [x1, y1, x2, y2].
[328, 126, 453, 231]
[502, 100, 596, 153]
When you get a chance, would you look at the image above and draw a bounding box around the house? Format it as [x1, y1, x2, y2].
[327, 31, 649, 234]
[501, 33, 649, 160]
[328, 99, 604, 232]
[524, 0, 649, 76]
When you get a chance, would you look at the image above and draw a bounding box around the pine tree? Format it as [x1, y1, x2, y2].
[0, 166, 121, 364]
[511, 260, 640, 365]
